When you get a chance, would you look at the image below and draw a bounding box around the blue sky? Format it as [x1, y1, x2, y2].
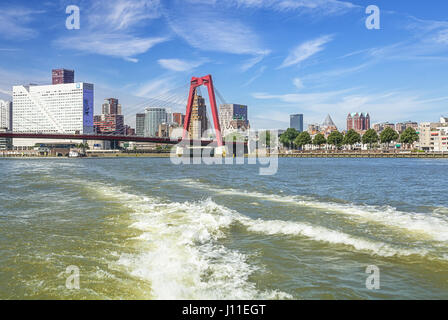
[1, 0, 448, 130]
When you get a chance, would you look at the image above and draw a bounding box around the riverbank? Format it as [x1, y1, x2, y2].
[278, 151, 448, 158]
[2, 151, 448, 159]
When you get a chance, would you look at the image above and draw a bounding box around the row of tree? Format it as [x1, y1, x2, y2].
[279, 127, 419, 150]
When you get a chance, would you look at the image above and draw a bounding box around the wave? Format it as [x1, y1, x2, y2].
[85, 182, 292, 300]
[179, 179, 448, 242]
[81, 182, 447, 300]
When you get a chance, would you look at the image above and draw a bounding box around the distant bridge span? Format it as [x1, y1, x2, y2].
[0, 132, 246, 147]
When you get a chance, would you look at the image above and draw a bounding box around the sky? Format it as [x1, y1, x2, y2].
[1, 0, 448, 130]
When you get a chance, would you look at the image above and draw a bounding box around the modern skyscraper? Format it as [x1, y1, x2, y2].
[52, 69, 75, 85]
[144, 107, 167, 137]
[136, 113, 145, 136]
[290, 114, 304, 132]
[188, 92, 208, 140]
[219, 104, 249, 136]
[0, 100, 12, 130]
[12, 82, 94, 147]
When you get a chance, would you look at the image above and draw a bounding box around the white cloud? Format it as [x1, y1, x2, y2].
[280, 35, 333, 68]
[54, 0, 167, 62]
[0, 7, 44, 40]
[158, 59, 206, 72]
[293, 78, 304, 89]
[240, 53, 270, 71]
[188, 0, 359, 16]
[55, 34, 167, 62]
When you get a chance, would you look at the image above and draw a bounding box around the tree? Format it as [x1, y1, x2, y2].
[362, 129, 379, 149]
[313, 134, 327, 149]
[343, 129, 361, 148]
[294, 131, 312, 149]
[259, 130, 271, 148]
[225, 132, 245, 143]
[400, 127, 419, 149]
[327, 130, 344, 149]
[380, 127, 399, 148]
[279, 128, 299, 149]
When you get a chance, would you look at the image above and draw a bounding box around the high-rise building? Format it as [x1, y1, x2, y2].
[102, 98, 121, 115]
[290, 114, 304, 132]
[0, 100, 12, 130]
[347, 112, 370, 132]
[172, 113, 184, 127]
[52, 69, 75, 85]
[0, 100, 12, 150]
[12, 82, 94, 147]
[188, 92, 208, 140]
[136, 113, 146, 136]
[94, 98, 124, 135]
[144, 107, 167, 137]
[219, 104, 249, 136]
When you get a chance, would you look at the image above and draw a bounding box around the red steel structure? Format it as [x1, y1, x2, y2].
[182, 75, 224, 147]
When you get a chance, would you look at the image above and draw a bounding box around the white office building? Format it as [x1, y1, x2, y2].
[12, 82, 94, 147]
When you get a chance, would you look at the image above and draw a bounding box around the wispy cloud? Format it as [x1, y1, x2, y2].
[279, 35, 333, 68]
[54, 0, 168, 62]
[293, 78, 304, 89]
[243, 66, 267, 87]
[0, 7, 44, 40]
[188, 0, 359, 16]
[158, 58, 207, 72]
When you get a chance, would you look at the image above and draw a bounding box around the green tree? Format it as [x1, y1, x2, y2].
[259, 130, 271, 148]
[327, 130, 344, 149]
[225, 132, 245, 143]
[362, 129, 379, 149]
[380, 127, 399, 148]
[313, 133, 327, 149]
[279, 128, 299, 149]
[400, 127, 419, 149]
[343, 129, 361, 148]
[294, 131, 312, 149]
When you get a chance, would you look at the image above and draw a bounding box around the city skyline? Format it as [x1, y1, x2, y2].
[0, 1, 448, 130]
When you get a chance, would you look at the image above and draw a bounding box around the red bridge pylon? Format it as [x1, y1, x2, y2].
[182, 75, 224, 147]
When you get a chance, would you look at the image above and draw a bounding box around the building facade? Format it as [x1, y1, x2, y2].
[188, 92, 208, 140]
[0, 100, 12, 130]
[290, 114, 304, 132]
[52, 69, 75, 85]
[418, 122, 448, 152]
[102, 98, 121, 115]
[219, 104, 249, 136]
[144, 107, 167, 137]
[136, 113, 145, 136]
[94, 98, 125, 135]
[12, 82, 94, 147]
[172, 113, 185, 127]
[373, 122, 395, 133]
[347, 112, 370, 132]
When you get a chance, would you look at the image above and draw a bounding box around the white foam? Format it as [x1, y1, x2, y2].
[85, 182, 291, 300]
[180, 179, 448, 242]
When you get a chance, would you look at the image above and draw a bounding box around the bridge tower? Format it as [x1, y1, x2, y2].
[182, 75, 224, 148]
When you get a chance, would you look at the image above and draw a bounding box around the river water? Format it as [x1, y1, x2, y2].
[0, 158, 447, 299]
